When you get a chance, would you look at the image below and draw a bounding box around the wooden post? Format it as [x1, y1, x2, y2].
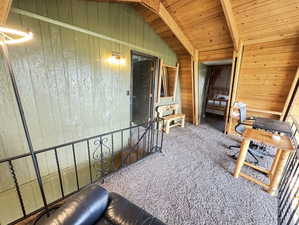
[193, 50, 199, 126]
[224, 50, 237, 134]
[227, 43, 244, 134]
[233, 138, 250, 178]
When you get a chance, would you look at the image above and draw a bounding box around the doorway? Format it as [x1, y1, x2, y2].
[130, 51, 157, 125]
[201, 62, 232, 132]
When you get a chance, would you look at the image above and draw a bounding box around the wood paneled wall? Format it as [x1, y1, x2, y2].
[0, 0, 11, 24]
[236, 38, 299, 114]
[199, 47, 234, 62]
[179, 54, 193, 122]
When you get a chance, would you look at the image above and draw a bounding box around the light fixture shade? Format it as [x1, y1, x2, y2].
[0, 27, 33, 45]
[107, 51, 125, 65]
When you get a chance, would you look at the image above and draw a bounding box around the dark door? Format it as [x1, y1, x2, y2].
[131, 60, 154, 125]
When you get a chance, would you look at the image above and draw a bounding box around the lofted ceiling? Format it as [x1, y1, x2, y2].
[136, 0, 299, 60]
[231, 0, 299, 43]
[161, 0, 233, 52]
[133, 3, 189, 56]
[79, 0, 299, 61]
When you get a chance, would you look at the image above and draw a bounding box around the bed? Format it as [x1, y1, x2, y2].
[205, 93, 228, 116]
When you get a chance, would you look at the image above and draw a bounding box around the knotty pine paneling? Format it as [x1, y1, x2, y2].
[236, 38, 299, 113]
[199, 47, 234, 62]
[231, 0, 299, 42]
[161, 0, 233, 52]
[179, 54, 193, 122]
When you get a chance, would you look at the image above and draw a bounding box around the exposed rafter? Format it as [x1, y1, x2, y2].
[157, 3, 194, 56]
[0, 0, 12, 25]
[220, 0, 240, 51]
[92, 0, 195, 56]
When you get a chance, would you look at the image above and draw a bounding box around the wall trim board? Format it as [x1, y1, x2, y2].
[11, 7, 164, 58]
[281, 67, 299, 120]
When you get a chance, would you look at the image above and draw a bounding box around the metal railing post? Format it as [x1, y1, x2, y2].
[1, 43, 48, 213]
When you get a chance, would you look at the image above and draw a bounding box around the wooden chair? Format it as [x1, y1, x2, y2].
[156, 104, 185, 134]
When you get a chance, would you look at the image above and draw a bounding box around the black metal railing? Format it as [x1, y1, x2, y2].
[0, 118, 164, 225]
[278, 115, 299, 225]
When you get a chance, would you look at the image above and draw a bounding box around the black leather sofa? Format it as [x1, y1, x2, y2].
[40, 184, 166, 225]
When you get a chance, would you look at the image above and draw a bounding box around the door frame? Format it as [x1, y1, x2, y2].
[130, 50, 158, 125]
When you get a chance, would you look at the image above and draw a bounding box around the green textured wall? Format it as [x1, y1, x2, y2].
[1, 0, 177, 156]
[0, 1, 177, 223]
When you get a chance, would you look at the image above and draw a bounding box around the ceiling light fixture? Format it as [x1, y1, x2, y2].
[0, 27, 33, 45]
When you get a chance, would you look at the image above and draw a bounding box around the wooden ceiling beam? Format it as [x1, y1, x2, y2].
[157, 3, 194, 56]
[220, 0, 240, 51]
[91, 0, 195, 56]
[92, 0, 160, 12]
[0, 0, 12, 25]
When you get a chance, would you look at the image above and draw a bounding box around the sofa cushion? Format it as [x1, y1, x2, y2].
[95, 217, 114, 225]
[43, 184, 109, 225]
[105, 193, 166, 225]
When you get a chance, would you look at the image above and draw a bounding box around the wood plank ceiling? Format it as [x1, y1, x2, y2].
[161, 0, 233, 52]
[135, 0, 299, 61]
[232, 0, 299, 43]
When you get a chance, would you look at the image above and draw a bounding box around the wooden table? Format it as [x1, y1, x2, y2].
[233, 128, 296, 196]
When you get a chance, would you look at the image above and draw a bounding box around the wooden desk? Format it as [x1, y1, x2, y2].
[233, 128, 295, 196]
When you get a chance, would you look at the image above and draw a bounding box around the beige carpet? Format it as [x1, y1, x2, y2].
[101, 122, 277, 225]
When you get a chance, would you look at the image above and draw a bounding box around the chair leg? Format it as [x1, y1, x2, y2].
[248, 150, 259, 164]
[229, 145, 240, 150]
[165, 120, 170, 134]
[181, 117, 185, 128]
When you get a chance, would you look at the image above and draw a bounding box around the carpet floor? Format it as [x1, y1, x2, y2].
[101, 122, 277, 225]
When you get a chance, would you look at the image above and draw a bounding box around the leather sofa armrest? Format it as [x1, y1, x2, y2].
[42, 184, 109, 225]
[105, 193, 166, 225]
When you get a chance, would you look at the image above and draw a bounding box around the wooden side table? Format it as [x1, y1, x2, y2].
[233, 128, 296, 196]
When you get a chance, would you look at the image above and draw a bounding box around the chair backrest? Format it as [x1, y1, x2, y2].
[239, 104, 247, 123]
[157, 104, 178, 117]
[233, 103, 247, 134]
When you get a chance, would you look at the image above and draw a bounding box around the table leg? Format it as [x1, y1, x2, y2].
[234, 138, 250, 178]
[268, 149, 290, 196]
[269, 149, 282, 179]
